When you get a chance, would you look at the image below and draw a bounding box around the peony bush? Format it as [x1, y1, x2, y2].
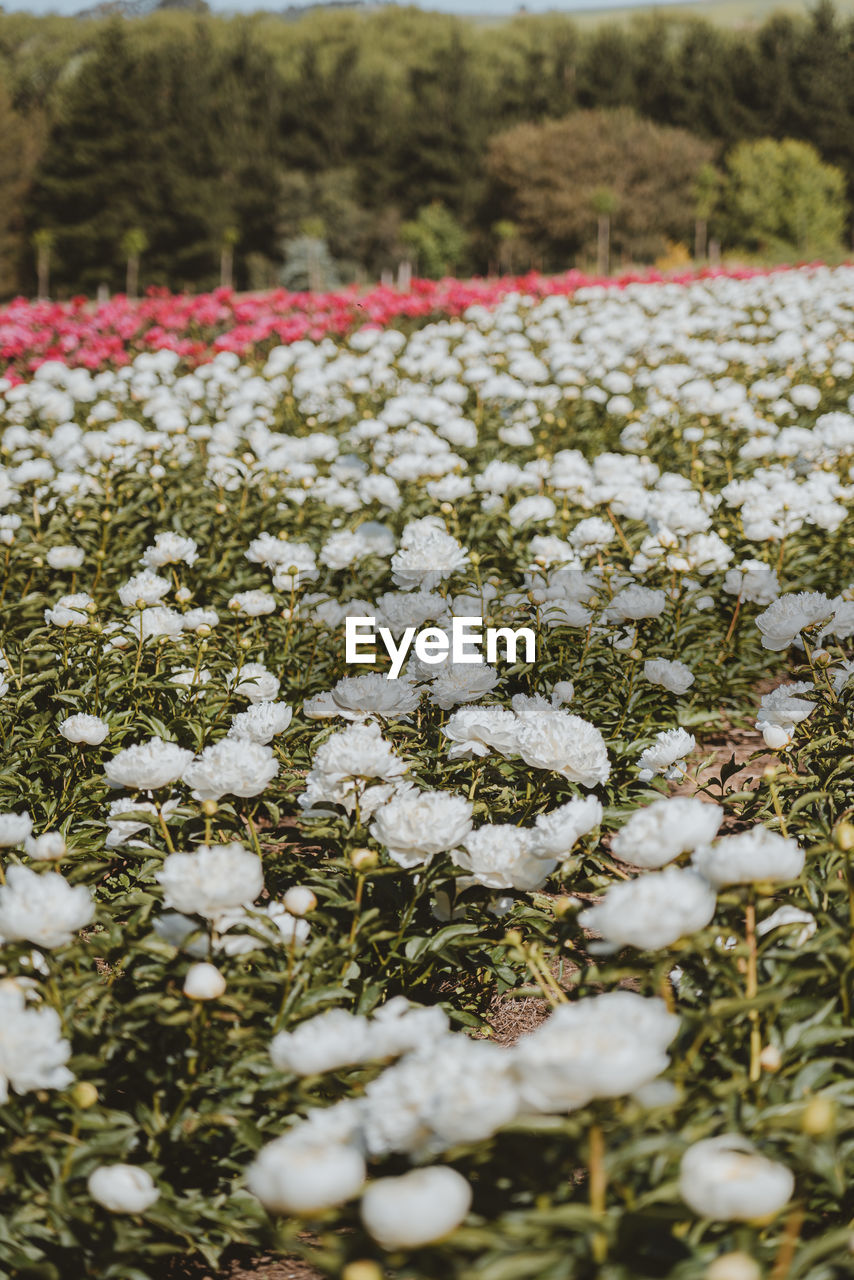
[0, 264, 852, 1279]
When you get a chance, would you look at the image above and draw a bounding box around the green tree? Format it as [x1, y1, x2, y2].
[276, 167, 399, 281]
[0, 80, 43, 297]
[26, 20, 282, 293]
[399, 201, 469, 279]
[391, 36, 488, 221]
[486, 109, 713, 269]
[723, 137, 846, 257]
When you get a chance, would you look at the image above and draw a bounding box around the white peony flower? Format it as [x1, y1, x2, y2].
[59, 713, 109, 746]
[152, 912, 208, 958]
[550, 679, 575, 706]
[227, 701, 293, 744]
[692, 827, 804, 887]
[612, 797, 723, 869]
[514, 706, 610, 788]
[679, 1135, 794, 1221]
[246, 531, 308, 570]
[182, 607, 219, 631]
[46, 545, 85, 570]
[170, 666, 211, 696]
[368, 997, 450, 1060]
[23, 831, 66, 861]
[0, 983, 74, 1102]
[270, 1000, 447, 1077]
[124, 605, 184, 642]
[0, 865, 94, 948]
[528, 796, 603, 859]
[637, 727, 695, 782]
[359, 1035, 519, 1157]
[117, 570, 171, 608]
[228, 589, 277, 616]
[140, 531, 198, 569]
[87, 1164, 159, 1214]
[513, 992, 678, 1113]
[570, 516, 615, 554]
[723, 559, 779, 605]
[606, 585, 667, 622]
[426, 662, 500, 710]
[370, 788, 473, 868]
[755, 591, 836, 650]
[360, 1166, 472, 1250]
[247, 1135, 366, 1214]
[508, 495, 556, 528]
[375, 588, 449, 636]
[105, 797, 179, 848]
[0, 811, 32, 847]
[182, 738, 279, 800]
[213, 903, 310, 955]
[271, 1009, 374, 1076]
[105, 737, 194, 791]
[155, 843, 264, 919]
[305, 673, 420, 722]
[226, 662, 280, 703]
[755, 682, 815, 750]
[390, 517, 468, 590]
[456, 824, 554, 891]
[270, 542, 319, 591]
[441, 705, 519, 759]
[643, 658, 695, 695]
[44, 592, 94, 627]
[578, 868, 717, 951]
[308, 720, 408, 786]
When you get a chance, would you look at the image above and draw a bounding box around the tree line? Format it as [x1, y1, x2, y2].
[0, 0, 852, 298]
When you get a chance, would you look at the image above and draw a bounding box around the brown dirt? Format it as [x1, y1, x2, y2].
[667, 675, 789, 816]
[167, 1248, 326, 1280]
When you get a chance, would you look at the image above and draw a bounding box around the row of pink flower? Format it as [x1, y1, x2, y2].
[0, 264, 817, 383]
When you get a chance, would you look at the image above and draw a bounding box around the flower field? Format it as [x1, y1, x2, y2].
[0, 265, 791, 384]
[0, 263, 853, 1280]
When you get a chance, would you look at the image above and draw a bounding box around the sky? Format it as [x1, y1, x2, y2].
[5, 0, 696, 15]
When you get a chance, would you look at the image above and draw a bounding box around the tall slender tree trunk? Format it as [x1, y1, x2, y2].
[694, 217, 708, 262]
[36, 246, 50, 300]
[126, 254, 139, 299]
[220, 245, 234, 291]
[597, 213, 610, 276]
[307, 241, 322, 292]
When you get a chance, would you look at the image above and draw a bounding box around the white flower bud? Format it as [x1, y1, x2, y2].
[248, 1138, 365, 1214]
[360, 1166, 472, 1250]
[87, 1164, 159, 1214]
[283, 886, 317, 917]
[705, 1253, 761, 1280]
[680, 1135, 794, 1221]
[183, 962, 226, 1000]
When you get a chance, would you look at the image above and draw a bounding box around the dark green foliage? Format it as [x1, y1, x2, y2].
[24, 20, 282, 293]
[5, 2, 854, 294]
